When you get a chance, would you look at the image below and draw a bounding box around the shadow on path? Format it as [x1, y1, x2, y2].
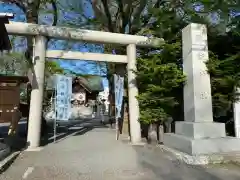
[133, 145, 240, 180]
[41, 118, 110, 146]
[0, 118, 111, 150]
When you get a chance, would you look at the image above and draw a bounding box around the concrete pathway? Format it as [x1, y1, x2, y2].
[1, 126, 240, 180]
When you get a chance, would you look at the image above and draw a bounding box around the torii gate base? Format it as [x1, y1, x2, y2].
[163, 23, 240, 165]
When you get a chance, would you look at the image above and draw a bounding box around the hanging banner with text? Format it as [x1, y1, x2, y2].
[114, 74, 124, 119]
[54, 74, 72, 121]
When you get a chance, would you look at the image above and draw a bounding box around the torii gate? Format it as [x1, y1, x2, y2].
[5, 21, 164, 150]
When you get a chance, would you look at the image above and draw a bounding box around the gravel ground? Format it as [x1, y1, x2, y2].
[1, 127, 240, 180]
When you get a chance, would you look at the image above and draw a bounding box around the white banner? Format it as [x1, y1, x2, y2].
[114, 74, 124, 118]
[54, 74, 72, 121]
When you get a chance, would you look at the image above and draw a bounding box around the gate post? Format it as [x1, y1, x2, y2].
[127, 44, 141, 144]
[234, 87, 240, 138]
[27, 36, 46, 149]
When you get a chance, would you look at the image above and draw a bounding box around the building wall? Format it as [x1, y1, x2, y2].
[0, 82, 20, 123]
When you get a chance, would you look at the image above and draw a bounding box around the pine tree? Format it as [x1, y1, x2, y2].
[136, 42, 185, 125]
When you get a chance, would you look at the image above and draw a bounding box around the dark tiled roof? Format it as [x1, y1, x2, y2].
[82, 75, 104, 92]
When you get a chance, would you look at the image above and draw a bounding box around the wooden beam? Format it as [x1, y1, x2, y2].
[46, 50, 128, 63]
[5, 21, 164, 47]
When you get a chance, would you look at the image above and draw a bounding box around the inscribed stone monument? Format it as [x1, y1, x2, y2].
[163, 23, 240, 155]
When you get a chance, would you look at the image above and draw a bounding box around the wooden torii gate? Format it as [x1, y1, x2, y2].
[5, 21, 164, 150]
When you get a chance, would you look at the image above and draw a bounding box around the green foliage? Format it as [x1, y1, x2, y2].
[43, 60, 64, 106]
[207, 32, 240, 119]
[0, 52, 64, 77]
[45, 60, 64, 76]
[0, 52, 28, 75]
[136, 43, 185, 124]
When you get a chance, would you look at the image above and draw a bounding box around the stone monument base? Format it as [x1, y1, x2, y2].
[163, 121, 240, 155]
[163, 133, 240, 155]
[159, 144, 240, 165]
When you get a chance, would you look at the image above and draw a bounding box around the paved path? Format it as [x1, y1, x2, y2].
[1, 126, 240, 180]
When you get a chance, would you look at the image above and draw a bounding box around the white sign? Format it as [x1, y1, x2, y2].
[114, 74, 124, 118]
[55, 75, 72, 121]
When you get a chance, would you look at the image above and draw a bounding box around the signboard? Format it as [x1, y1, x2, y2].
[114, 74, 124, 118]
[54, 74, 72, 121]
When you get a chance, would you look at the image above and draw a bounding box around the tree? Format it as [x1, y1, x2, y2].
[206, 20, 240, 135]
[0, 52, 28, 75]
[42, 59, 64, 108]
[0, 50, 64, 107]
[2, 0, 58, 67]
[136, 42, 185, 143]
[66, 0, 169, 115]
[136, 43, 185, 123]
[84, 0, 212, 115]
[45, 60, 64, 76]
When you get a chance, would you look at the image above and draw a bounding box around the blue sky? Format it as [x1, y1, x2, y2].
[0, 1, 108, 88]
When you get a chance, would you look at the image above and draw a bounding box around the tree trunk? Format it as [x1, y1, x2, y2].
[157, 124, 164, 144]
[25, 0, 40, 66]
[148, 123, 164, 144]
[148, 123, 158, 144]
[122, 99, 130, 137]
[164, 117, 173, 133]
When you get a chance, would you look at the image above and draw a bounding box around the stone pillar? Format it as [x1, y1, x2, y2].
[234, 88, 240, 138]
[127, 44, 141, 144]
[163, 23, 240, 155]
[27, 36, 46, 149]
